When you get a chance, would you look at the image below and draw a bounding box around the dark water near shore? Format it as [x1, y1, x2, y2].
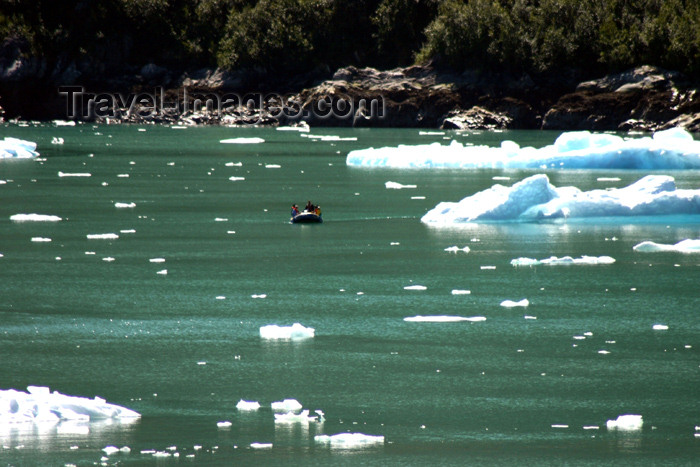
[1, 124, 699, 465]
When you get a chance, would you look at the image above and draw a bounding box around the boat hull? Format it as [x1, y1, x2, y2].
[291, 212, 323, 224]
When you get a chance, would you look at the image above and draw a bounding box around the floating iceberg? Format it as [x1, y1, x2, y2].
[606, 414, 643, 431]
[404, 315, 486, 322]
[0, 386, 140, 424]
[0, 137, 39, 158]
[347, 128, 700, 170]
[403, 285, 427, 290]
[633, 239, 700, 253]
[260, 323, 314, 340]
[511, 256, 616, 266]
[314, 432, 385, 448]
[422, 174, 700, 224]
[271, 399, 303, 412]
[10, 213, 62, 222]
[236, 400, 260, 411]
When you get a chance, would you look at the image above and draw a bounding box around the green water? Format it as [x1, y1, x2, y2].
[1, 124, 699, 465]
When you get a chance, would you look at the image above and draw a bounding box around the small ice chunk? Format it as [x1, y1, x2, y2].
[403, 285, 427, 290]
[652, 324, 668, 330]
[606, 414, 643, 431]
[250, 443, 273, 449]
[87, 233, 119, 240]
[551, 424, 569, 429]
[225, 162, 243, 166]
[149, 258, 165, 263]
[229, 176, 246, 181]
[58, 171, 91, 177]
[251, 294, 267, 299]
[385, 181, 417, 189]
[480, 266, 496, 270]
[444, 246, 470, 253]
[265, 164, 281, 169]
[404, 315, 485, 322]
[236, 400, 261, 411]
[115, 202, 136, 208]
[274, 409, 318, 423]
[31, 237, 52, 242]
[451, 289, 471, 295]
[217, 421, 232, 428]
[156, 269, 168, 275]
[314, 433, 384, 448]
[271, 399, 303, 412]
[500, 299, 529, 308]
[103, 446, 120, 455]
[220, 137, 265, 144]
[260, 323, 314, 340]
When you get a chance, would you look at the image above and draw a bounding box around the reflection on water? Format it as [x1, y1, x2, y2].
[0, 418, 139, 451]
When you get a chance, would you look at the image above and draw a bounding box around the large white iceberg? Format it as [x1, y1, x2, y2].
[347, 128, 700, 170]
[0, 137, 39, 159]
[633, 239, 700, 253]
[421, 174, 700, 224]
[0, 386, 140, 424]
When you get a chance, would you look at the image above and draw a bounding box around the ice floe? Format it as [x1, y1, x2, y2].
[422, 174, 700, 224]
[500, 299, 529, 308]
[236, 400, 260, 411]
[314, 432, 385, 448]
[11, 213, 62, 222]
[347, 128, 700, 170]
[404, 315, 486, 322]
[115, 202, 136, 208]
[633, 239, 700, 253]
[606, 414, 643, 431]
[652, 324, 669, 330]
[31, 237, 52, 242]
[260, 323, 315, 340]
[220, 137, 265, 144]
[403, 285, 427, 290]
[0, 386, 140, 424]
[511, 255, 616, 266]
[0, 137, 39, 158]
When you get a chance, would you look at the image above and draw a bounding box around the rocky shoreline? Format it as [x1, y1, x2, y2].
[1, 62, 699, 132]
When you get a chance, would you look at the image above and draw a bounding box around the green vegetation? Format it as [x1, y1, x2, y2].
[1, 0, 699, 81]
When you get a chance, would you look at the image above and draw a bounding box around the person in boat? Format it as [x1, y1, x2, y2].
[305, 200, 314, 213]
[314, 205, 321, 217]
[291, 204, 299, 217]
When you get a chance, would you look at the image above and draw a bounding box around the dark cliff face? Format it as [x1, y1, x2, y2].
[1, 55, 698, 132]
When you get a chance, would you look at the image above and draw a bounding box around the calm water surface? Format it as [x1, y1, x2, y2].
[1, 124, 699, 465]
